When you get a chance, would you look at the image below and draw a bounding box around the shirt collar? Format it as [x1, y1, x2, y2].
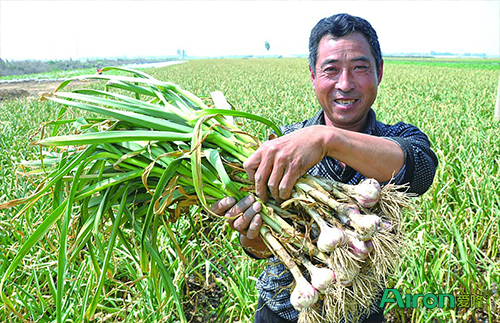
[306, 108, 377, 135]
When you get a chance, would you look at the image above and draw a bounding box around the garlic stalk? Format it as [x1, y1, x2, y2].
[265, 204, 332, 266]
[308, 176, 381, 208]
[260, 226, 319, 311]
[295, 179, 381, 240]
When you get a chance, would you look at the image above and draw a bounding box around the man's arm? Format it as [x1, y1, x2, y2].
[217, 122, 437, 258]
[243, 125, 405, 201]
[381, 123, 438, 195]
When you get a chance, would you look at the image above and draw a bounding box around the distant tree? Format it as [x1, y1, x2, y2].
[177, 49, 186, 59]
[265, 41, 270, 52]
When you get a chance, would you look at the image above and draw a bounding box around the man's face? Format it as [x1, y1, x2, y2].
[310, 32, 383, 131]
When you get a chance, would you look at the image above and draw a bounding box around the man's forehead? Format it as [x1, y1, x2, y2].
[318, 33, 373, 59]
[322, 31, 369, 45]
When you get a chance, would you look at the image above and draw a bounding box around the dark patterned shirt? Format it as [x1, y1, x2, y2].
[255, 108, 438, 322]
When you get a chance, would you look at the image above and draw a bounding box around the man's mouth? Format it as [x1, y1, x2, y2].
[334, 99, 357, 106]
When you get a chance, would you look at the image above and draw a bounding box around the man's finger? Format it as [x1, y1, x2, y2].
[253, 153, 275, 201]
[211, 197, 236, 215]
[246, 213, 262, 239]
[233, 200, 262, 233]
[268, 160, 286, 202]
[243, 153, 261, 182]
[279, 168, 301, 201]
[224, 194, 256, 222]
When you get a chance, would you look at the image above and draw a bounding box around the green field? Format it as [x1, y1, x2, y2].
[0, 58, 499, 322]
[383, 57, 500, 70]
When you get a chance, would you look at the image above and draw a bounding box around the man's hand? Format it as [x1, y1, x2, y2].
[243, 126, 328, 202]
[211, 195, 271, 259]
[242, 124, 405, 202]
[212, 195, 262, 239]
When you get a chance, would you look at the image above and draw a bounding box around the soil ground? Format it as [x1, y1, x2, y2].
[0, 79, 91, 101]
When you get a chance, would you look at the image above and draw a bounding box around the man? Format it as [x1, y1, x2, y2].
[212, 13, 438, 323]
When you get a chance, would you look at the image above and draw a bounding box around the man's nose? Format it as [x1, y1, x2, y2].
[336, 68, 355, 92]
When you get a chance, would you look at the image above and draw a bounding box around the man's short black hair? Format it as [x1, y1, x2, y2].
[309, 13, 382, 75]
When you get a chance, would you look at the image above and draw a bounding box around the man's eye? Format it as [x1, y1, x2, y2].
[354, 65, 369, 70]
[324, 67, 337, 72]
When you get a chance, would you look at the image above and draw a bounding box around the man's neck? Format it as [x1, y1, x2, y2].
[324, 115, 369, 133]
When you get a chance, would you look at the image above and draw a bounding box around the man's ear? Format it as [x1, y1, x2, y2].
[309, 65, 316, 90]
[377, 59, 384, 85]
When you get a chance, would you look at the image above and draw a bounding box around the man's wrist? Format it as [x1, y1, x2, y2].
[316, 125, 340, 159]
[239, 233, 273, 259]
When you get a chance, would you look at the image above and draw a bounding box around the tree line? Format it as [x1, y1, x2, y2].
[0, 58, 175, 77]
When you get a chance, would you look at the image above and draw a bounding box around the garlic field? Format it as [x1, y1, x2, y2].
[0, 57, 499, 322]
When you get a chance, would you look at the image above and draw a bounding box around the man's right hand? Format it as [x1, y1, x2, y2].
[211, 195, 272, 259]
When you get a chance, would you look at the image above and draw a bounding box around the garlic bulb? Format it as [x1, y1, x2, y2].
[345, 205, 380, 240]
[317, 226, 347, 253]
[346, 230, 373, 260]
[290, 277, 319, 311]
[350, 178, 381, 208]
[300, 255, 335, 293]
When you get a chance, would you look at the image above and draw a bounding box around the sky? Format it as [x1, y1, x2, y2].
[0, 0, 499, 61]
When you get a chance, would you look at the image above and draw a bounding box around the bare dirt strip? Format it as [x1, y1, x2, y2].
[0, 79, 94, 101]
